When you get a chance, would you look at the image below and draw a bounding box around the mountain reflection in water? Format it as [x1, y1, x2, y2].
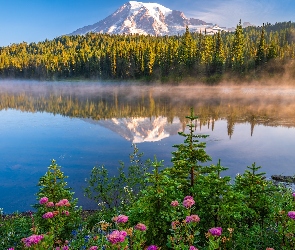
[1, 82, 295, 138]
[1, 80, 295, 213]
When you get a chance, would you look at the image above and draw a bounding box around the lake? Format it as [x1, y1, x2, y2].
[1, 80, 295, 213]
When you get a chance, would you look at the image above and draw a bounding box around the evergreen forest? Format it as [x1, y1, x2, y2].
[1, 21, 295, 82]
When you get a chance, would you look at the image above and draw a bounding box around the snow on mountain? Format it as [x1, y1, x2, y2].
[129, 1, 172, 20]
[69, 1, 224, 36]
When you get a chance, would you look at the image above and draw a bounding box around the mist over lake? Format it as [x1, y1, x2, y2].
[1, 80, 295, 213]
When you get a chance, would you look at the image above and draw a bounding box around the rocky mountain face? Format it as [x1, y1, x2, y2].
[69, 1, 221, 36]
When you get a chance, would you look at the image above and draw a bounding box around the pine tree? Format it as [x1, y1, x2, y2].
[231, 20, 245, 72]
[212, 32, 225, 74]
[255, 25, 267, 66]
[169, 108, 212, 191]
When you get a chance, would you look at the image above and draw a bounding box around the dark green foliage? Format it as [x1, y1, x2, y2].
[127, 158, 184, 248]
[170, 108, 211, 190]
[1, 21, 295, 81]
[0, 212, 32, 250]
[234, 163, 273, 227]
[231, 20, 245, 72]
[190, 160, 232, 227]
[256, 25, 267, 67]
[212, 32, 225, 74]
[84, 144, 151, 216]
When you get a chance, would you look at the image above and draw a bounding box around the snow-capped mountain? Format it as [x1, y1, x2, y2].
[69, 1, 224, 36]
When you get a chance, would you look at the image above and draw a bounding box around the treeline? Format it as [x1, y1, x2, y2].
[0, 21, 295, 81]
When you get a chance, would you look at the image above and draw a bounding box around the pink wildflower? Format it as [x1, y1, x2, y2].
[55, 199, 70, 207]
[116, 214, 128, 223]
[190, 246, 199, 250]
[185, 214, 200, 223]
[209, 227, 222, 236]
[8, 248, 14, 250]
[39, 197, 48, 205]
[22, 234, 44, 247]
[171, 200, 179, 207]
[62, 210, 70, 216]
[89, 247, 98, 250]
[56, 247, 69, 250]
[183, 196, 195, 208]
[107, 230, 127, 244]
[147, 245, 158, 250]
[184, 196, 194, 200]
[42, 212, 54, 219]
[288, 211, 295, 220]
[46, 202, 54, 207]
[121, 231, 127, 237]
[171, 221, 179, 229]
[134, 223, 147, 231]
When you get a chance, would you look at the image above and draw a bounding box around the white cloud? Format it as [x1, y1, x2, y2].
[178, 0, 281, 28]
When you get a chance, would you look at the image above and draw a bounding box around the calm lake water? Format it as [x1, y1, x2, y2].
[1, 80, 295, 213]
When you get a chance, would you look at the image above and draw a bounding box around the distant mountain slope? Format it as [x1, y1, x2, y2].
[69, 1, 223, 36]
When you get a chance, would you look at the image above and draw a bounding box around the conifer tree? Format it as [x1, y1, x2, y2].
[231, 20, 245, 72]
[169, 108, 211, 191]
[213, 32, 225, 74]
[255, 24, 267, 66]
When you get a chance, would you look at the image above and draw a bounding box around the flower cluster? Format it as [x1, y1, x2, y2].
[55, 246, 69, 250]
[22, 234, 44, 247]
[185, 214, 200, 223]
[189, 246, 199, 250]
[42, 212, 54, 219]
[107, 230, 127, 244]
[288, 211, 295, 220]
[39, 197, 70, 219]
[171, 220, 180, 229]
[171, 200, 179, 207]
[113, 214, 128, 223]
[134, 223, 147, 231]
[39, 197, 49, 205]
[209, 227, 222, 237]
[89, 246, 98, 250]
[46, 202, 54, 207]
[183, 196, 195, 208]
[62, 210, 70, 216]
[39, 197, 71, 208]
[56, 199, 70, 207]
[147, 245, 158, 250]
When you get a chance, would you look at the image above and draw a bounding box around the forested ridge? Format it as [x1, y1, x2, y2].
[1, 21, 295, 82]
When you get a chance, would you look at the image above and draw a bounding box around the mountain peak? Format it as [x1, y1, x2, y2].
[69, 1, 225, 36]
[128, 1, 172, 16]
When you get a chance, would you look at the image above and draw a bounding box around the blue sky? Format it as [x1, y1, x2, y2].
[1, 0, 294, 47]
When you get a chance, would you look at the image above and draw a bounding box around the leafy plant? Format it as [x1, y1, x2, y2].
[234, 162, 277, 227]
[128, 157, 184, 247]
[0, 212, 32, 250]
[33, 159, 82, 247]
[84, 144, 151, 216]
